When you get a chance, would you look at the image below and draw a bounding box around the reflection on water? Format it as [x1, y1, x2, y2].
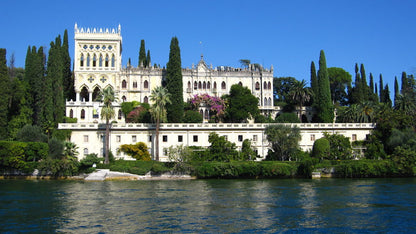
[0, 178, 415, 233]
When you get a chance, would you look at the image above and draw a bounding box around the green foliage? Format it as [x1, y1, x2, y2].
[192, 161, 298, 178]
[139, 39, 146, 67]
[334, 160, 400, 178]
[316, 50, 334, 122]
[119, 142, 151, 161]
[327, 67, 352, 106]
[166, 37, 184, 123]
[311, 138, 330, 159]
[63, 116, 77, 123]
[224, 84, 259, 123]
[364, 135, 387, 160]
[240, 139, 257, 161]
[16, 125, 48, 143]
[390, 146, 416, 175]
[121, 101, 140, 116]
[207, 132, 238, 162]
[183, 110, 203, 123]
[0, 141, 48, 173]
[0, 49, 10, 140]
[79, 153, 103, 172]
[265, 125, 301, 161]
[98, 160, 172, 175]
[25, 142, 49, 162]
[273, 77, 298, 103]
[275, 112, 300, 123]
[324, 132, 352, 160]
[48, 138, 64, 159]
[51, 129, 72, 142]
[126, 104, 151, 123]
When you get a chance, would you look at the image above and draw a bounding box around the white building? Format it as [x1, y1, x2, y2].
[59, 24, 374, 161]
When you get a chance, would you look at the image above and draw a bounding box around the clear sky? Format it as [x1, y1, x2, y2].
[1, 0, 416, 89]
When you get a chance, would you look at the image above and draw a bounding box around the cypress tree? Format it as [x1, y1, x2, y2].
[146, 50, 151, 68]
[394, 76, 399, 106]
[165, 37, 184, 123]
[310, 61, 318, 104]
[0, 49, 10, 139]
[62, 30, 74, 101]
[32, 47, 45, 126]
[401, 71, 408, 94]
[350, 65, 362, 104]
[379, 74, 384, 103]
[369, 73, 378, 102]
[384, 84, 392, 107]
[360, 64, 369, 101]
[316, 50, 333, 122]
[139, 40, 146, 67]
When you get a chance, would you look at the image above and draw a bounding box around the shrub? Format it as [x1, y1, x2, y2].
[312, 138, 330, 159]
[119, 142, 151, 161]
[275, 112, 300, 123]
[16, 125, 47, 143]
[183, 110, 203, 123]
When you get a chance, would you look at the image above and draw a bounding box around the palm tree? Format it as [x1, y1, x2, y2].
[289, 80, 312, 122]
[96, 87, 117, 164]
[150, 86, 171, 161]
[394, 93, 416, 116]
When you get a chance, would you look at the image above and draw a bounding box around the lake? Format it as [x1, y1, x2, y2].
[1, 178, 415, 233]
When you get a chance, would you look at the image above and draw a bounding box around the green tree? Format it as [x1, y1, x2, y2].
[146, 50, 151, 68]
[265, 124, 301, 161]
[183, 110, 203, 123]
[62, 30, 74, 101]
[150, 86, 171, 161]
[240, 139, 256, 161]
[379, 74, 384, 103]
[119, 142, 151, 160]
[327, 67, 352, 106]
[275, 112, 300, 123]
[273, 77, 297, 103]
[207, 132, 238, 162]
[310, 61, 318, 104]
[0, 49, 10, 139]
[289, 79, 312, 122]
[138, 39, 146, 67]
[324, 132, 352, 160]
[224, 84, 259, 123]
[239, 59, 251, 68]
[394, 76, 400, 106]
[96, 87, 117, 164]
[316, 50, 334, 122]
[311, 137, 330, 160]
[165, 37, 184, 123]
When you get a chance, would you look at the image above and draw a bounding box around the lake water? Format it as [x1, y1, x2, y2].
[1, 178, 415, 233]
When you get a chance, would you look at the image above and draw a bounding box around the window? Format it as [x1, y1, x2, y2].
[238, 82, 242, 86]
[198, 81, 202, 89]
[83, 135, 89, 142]
[187, 81, 191, 89]
[204, 110, 209, 120]
[133, 81, 137, 88]
[352, 134, 357, 141]
[207, 81, 211, 89]
[122, 96, 126, 102]
[238, 135, 243, 142]
[144, 96, 148, 103]
[203, 81, 206, 89]
[116, 135, 121, 142]
[163, 135, 168, 142]
[268, 82, 272, 90]
[178, 135, 183, 142]
[193, 135, 198, 142]
[132, 135, 137, 143]
[99, 55, 103, 67]
[80, 54, 84, 67]
[144, 80, 149, 89]
[194, 81, 198, 90]
[264, 81, 267, 90]
[253, 135, 258, 142]
[311, 134, 315, 141]
[111, 55, 115, 67]
[118, 109, 123, 119]
[69, 109, 73, 118]
[93, 55, 96, 67]
[83, 148, 88, 155]
[224, 135, 228, 141]
[86, 54, 90, 67]
[122, 80, 127, 89]
[105, 55, 109, 67]
[213, 82, 217, 89]
[221, 81, 226, 90]
[80, 109, 85, 119]
[255, 82, 260, 90]
[148, 135, 152, 142]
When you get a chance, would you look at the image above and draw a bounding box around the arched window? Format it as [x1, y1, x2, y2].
[69, 109, 73, 118]
[187, 81, 191, 89]
[221, 81, 226, 90]
[198, 81, 202, 89]
[81, 109, 85, 119]
[268, 82, 271, 90]
[83, 148, 88, 156]
[80, 54, 84, 67]
[133, 82, 137, 88]
[268, 97, 272, 106]
[238, 82, 243, 86]
[264, 98, 267, 106]
[255, 82, 260, 90]
[213, 82, 217, 89]
[93, 54, 97, 67]
[86, 54, 90, 67]
[204, 109, 209, 120]
[203, 81, 206, 89]
[99, 54, 103, 67]
[144, 80, 149, 89]
[92, 87, 100, 101]
[207, 81, 211, 89]
[111, 54, 115, 67]
[144, 96, 148, 103]
[122, 96, 126, 102]
[118, 109, 123, 119]
[264, 81, 267, 90]
[200, 109, 203, 116]
[80, 87, 89, 102]
[122, 80, 127, 89]
[194, 81, 198, 90]
[105, 55, 109, 67]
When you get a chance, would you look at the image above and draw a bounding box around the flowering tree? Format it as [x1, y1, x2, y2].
[190, 94, 225, 122]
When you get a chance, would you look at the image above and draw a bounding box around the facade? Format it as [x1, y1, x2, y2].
[59, 24, 375, 161]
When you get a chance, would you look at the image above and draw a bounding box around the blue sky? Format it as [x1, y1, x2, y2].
[2, 0, 416, 89]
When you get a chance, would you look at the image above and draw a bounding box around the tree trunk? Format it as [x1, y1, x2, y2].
[104, 117, 110, 164]
[155, 118, 160, 161]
